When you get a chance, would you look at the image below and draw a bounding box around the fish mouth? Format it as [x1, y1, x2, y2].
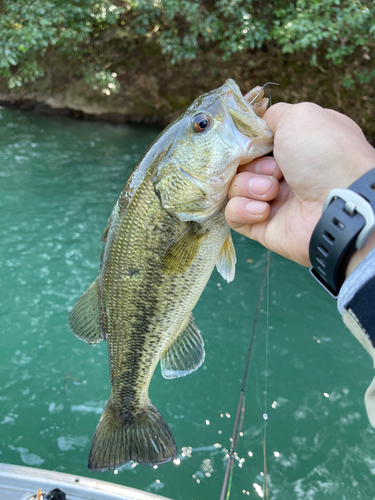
[220, 79, 273, 158]
[222, 79, 262, 115]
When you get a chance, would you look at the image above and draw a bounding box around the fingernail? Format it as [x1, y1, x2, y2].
[249, 177, 273, 196]
[254, 158, 277, 175]
[246, 201, 266, 215]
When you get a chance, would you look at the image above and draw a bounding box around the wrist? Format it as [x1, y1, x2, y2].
[345, 231, 375, 278]
[309, 168, 375, 298]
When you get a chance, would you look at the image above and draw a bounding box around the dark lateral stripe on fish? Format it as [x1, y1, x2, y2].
[70, 79, 273, 471]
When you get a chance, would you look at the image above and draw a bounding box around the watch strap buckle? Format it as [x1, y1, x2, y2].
[323, 188, 375, 250]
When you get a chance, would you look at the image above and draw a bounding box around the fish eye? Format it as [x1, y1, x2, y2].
[192, 114, 210, 133]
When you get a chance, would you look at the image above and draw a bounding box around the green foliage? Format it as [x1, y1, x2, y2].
[0, 0, 122, 88]
[342, 74, 355, 91]
[127, 0, 374, 68]
[272, 0, 374, 66]
[0, 0, 374, 90]
[128, 0, 271, 64]
[355, 68, 375, 85]
[342, 68, 375, 90]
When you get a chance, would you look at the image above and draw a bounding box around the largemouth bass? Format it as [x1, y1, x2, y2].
[69, 79, 273, 472]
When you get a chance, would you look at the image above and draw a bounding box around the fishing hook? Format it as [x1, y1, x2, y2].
[248, 82, 280, 107]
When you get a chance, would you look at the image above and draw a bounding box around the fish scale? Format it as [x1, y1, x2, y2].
[69, 78, 273, 471]
[104, 176, 201, 407]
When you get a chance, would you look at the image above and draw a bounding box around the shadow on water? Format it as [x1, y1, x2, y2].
[1, 107, 375, 500]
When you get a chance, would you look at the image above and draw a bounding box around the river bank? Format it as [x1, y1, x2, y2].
[1, 45, 373, 143]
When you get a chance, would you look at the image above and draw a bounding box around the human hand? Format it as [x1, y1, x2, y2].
[225, 102, 375, 270]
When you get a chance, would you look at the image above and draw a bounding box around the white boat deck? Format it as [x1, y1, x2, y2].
[0, 463, 173, 500]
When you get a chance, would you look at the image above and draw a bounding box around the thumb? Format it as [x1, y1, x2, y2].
[263, 102, 294, 134]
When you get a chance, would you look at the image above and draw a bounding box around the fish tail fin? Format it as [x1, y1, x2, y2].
[88, 400, 177, 471]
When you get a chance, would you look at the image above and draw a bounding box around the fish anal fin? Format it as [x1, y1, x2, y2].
[161, 313, 205, 379]
[69, 279, 106, 345]
[88, 400, 177, 471]
[216, 231, 237, 283]
[162, 222, 206, 275]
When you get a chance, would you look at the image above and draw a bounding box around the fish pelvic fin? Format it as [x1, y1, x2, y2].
[161, 313, 205, 379]
[69, 279, 106, 345]
[88, 400, 177, 471]
[216, 231, 237, 283]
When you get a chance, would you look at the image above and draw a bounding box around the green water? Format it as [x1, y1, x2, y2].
[1, 107, 375, 500]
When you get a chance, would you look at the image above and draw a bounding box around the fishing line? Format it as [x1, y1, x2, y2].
[262, 82, 279, 107]
[219, 251, 271, 500]
[263, 249, 271, 500]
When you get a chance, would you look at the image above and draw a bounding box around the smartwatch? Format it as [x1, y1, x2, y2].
[309, 168, 375, 299]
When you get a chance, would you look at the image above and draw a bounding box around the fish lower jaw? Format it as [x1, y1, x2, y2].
[239, 139, 274, 164]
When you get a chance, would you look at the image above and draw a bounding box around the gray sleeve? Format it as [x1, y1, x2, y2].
[337, 247, 375, 314]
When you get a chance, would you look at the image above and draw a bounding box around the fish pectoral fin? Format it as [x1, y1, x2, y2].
[216, 231, 237, 283]
[161, 313, 205, 379]
[69, 278, 106, 345]
[88, 400, 177, 471]
[162, 222, 206, 275]
[101, 219, 110, 242]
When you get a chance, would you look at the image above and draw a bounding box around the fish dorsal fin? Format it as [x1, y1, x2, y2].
[162, 222, 206, 275]
[69, 279, 106, 345]
[161, 313, 205, 379]
[216, 231, 237, 283]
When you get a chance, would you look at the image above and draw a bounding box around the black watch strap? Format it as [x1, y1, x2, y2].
[309, 168, 375, 299]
